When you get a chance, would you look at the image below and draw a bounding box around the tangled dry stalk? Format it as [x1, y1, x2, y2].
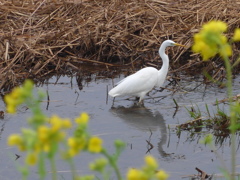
[0, 0, 239, 91]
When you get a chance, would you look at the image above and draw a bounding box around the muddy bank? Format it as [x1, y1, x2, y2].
[0, 0, 240, 90]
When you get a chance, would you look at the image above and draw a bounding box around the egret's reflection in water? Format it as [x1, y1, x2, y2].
[110, 103, 169, 157]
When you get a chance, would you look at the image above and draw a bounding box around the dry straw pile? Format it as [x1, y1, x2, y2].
[0, 0, 239, 90]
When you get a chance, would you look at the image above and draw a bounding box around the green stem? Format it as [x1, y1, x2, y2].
[68, 158, 77, 180]
[38, 153, 46, 180]
[223, 55, 235, 180]
[102, 150, 122, 180]
[21, 165, 29, 180]
[50, 157, 57, 180]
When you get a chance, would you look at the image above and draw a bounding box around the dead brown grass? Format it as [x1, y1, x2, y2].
[0, 0, 240, 91]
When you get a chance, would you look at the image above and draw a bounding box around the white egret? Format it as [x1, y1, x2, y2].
[108, 40, 185, 103]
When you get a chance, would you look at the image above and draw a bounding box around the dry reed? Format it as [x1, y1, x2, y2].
[0, 0, 239, 91]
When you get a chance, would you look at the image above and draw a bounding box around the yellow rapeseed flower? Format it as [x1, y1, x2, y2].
[49, 115, 71, 133]
[34, 143, 42, 153]
[219, 43, 232, 58]
[9, 88, 23, 103]
[192, 35, 206, 52]
[77, 137, 86, 149]
[4, 95, 15, 107]
[88, 136, 102, 153]
[156, 170, 169, 180]
[19, 144, 26, 151]
[67, 137, 86, 157]
[89, 158, 108, 172]
[67, 148, 78, 157]
[219, 35, 227, 44]
[68, 137, 78, 148]
[42, 144, 51, 152]
[75, 112, 89, 125]
[233, 28, 240, 41]
[8, 134, 22, 146]
[201, 45, 218, 61]
[38, 126, 49, 142]
[25, 152, 38, 166]
[203, 20, 227, 33]
[6, 105, 16, 114]
[4, 79, 34, 114]
[192, 21, 232, 61]
[55, 131, 65, 142]
[144, 155, 158, 169]
[37, 126, 54, 152]
[50, 115, 63, 132]
[23, 79, 34, 91]
[192, 33, 219, 61]
[127, 168, 141, 180]
[37, 121, 67, 153]
[4, 88, 23, 113]
[192, 39, 217, 60]
[62, 119, 72, 128]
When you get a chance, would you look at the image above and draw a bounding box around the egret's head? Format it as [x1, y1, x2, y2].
[163, 40, 185, 47]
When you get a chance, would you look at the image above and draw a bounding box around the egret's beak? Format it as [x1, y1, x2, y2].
[174, 43, 185, 47]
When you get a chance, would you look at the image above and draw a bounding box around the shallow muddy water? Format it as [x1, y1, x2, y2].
[0, 74, 240, 180]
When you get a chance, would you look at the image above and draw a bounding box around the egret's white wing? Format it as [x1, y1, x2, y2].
[109, 67, 158, 97]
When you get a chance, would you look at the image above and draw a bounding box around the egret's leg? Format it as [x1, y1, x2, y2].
[138, 97, 144, 104]
[110, 97, 115, 107]
[138, 93, 147, 104]
[135, 97, 140, 101]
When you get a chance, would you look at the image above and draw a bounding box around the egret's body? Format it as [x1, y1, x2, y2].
[108, 40, 184, 103]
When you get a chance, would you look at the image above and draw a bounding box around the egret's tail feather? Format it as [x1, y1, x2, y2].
[108, 88, 117, 97]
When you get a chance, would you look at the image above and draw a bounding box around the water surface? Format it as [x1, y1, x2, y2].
[0, 74, 240, 179]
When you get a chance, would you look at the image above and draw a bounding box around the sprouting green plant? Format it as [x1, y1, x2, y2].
[5, 80, 169, 180]
[185, 104, 202, 120]
[205, 104, 211, 118]
[192, 20, 240, 180]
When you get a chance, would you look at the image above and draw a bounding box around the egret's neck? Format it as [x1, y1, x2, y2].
[158, 45, 169, 73]
[156, 44, 169, 87]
